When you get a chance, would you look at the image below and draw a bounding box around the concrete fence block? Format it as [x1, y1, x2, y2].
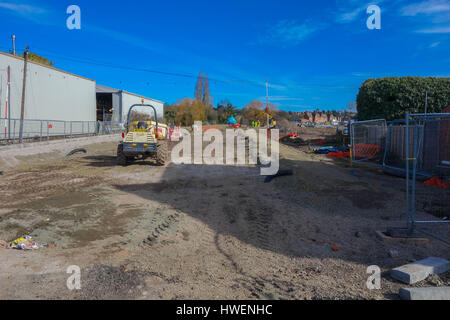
[399, 287, 450, 300]
[391, 257, 450, 284]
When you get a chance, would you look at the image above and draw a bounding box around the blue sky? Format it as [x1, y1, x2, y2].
[0, 0, 449, 111]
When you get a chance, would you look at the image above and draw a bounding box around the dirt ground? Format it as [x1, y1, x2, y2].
[0, 128, 448, 300]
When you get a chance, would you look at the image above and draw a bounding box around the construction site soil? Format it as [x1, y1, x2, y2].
[0, 128, 448, 299]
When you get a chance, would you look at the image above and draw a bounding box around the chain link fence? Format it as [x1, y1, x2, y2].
[0, 118, 123, 145]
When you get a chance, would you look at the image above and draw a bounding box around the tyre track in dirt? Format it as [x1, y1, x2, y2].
[142, 208, 182, 248]
[0, 165, 101, 208]
[214, 232, 299, 300]
[213, 188, 305, 299]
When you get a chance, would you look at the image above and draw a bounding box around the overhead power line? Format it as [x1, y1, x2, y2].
[0, 45, 357, 90]
[0, 45, 257, 87]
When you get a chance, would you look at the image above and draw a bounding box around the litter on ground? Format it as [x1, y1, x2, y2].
[307, 238, 340, 252]
[9, 236, 40, 250]
[314, 146, 339, 154]
[66, 148, 87, 157]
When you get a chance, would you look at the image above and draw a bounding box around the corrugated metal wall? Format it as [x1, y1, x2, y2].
[0, 52, 96, 122]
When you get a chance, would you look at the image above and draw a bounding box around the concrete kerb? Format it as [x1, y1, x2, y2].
[0, 134, 121, 169]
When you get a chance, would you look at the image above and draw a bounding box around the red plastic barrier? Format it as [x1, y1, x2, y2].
[203, 125, 220, 131]
[327, 151, 350, 158]
[423, 177, 450, 190]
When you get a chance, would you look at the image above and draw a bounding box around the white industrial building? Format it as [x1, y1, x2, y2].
[0, 50, 164, 139]
[0, 51, 96, 122]
[96, 84, 164, 123]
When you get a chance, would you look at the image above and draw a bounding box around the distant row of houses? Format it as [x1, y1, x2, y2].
[290, 110, 354, 125]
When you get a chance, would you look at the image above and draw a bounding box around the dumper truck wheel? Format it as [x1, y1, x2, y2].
[156, 141, 168, 166]
[117, 144, 128, 166]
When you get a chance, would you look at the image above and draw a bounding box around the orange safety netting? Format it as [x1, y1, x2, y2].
[353, 144, 380, 159]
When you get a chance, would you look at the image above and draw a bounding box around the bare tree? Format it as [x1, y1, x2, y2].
[194, 72, 204, 101]
[202, 74, 210, 106]
[347, 101, 357, 113]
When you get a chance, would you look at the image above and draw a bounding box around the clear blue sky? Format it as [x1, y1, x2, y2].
[0, 0, 449, 111]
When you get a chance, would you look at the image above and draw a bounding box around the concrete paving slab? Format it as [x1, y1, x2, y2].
[399, 287, 450, 300]
[391, 257, 450, 284]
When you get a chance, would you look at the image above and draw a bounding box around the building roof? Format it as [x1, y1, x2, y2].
[95, 84, 164, 104]
[1, 50, 164, 105]
[96, 84, 121, 93]
[0, 50, 95, 82]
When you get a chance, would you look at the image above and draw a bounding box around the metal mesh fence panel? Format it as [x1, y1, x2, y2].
[406, 113, 450, 245]
[350, 119, 387, 164]
[0, 118, 119, 144]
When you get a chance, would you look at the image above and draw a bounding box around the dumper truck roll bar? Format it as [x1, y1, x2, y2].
[126, 104, 159, 133]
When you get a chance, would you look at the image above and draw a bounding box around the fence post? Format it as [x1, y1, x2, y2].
[12, 120, 16, 144]
[382, 124, 392, 167]
[411, 122, 419, 229]
[82, 122, 84, 135]
[47, 121, 49, 141]
[70, 121, 72, 139]
[40, 120, 43, 142]
[64, 121, 66, 140]
[405, 112, 411, 231]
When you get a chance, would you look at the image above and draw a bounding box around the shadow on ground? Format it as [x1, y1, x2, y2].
[110, 155, 449, 270]
[82, 155, 160, 167]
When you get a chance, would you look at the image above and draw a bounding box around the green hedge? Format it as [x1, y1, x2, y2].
[356, 77, 450, 121]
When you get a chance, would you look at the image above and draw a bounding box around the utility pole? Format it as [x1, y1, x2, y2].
[19, 46, 29, 143]
[7, 66, 11, 140]
[265, 78, 271, 139]
[265, 78, 269, 126]
[4, 66, 10, 139]
[11, 35, 16, 55]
